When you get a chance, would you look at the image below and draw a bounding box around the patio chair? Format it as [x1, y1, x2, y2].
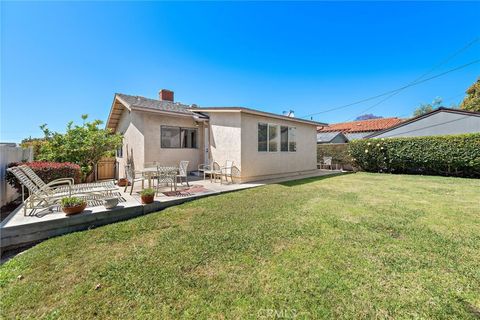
[200, 161, 222, 183]
[321, 156, 333, 170]
[124, 164, 146, 195]
[156, 168, 177, 195]
[220, 160, 234, 184]
[177, 160, 190, 187]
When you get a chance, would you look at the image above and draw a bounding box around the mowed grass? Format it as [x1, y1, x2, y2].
[1, 173, 479, 319]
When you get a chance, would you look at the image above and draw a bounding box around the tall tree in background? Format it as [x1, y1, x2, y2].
[412, 97, 443, 117]
[354, 114, 383, 121]
[460, 78, 480, 112]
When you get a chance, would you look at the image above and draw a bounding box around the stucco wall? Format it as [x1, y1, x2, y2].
[208, 112, 242, 172]
[116, 110, 145, 177]
[373, 111, 480, 138]
[142, 112, 204, 172]
[239, 113, 317, 181]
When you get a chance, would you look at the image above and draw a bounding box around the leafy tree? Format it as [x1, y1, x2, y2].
[38, 114, 122, 181]
[412, 97, 443, 117]
[20, 137, 47, 160]
[354, 114, 383, 121]
[460, 78, 480, 112]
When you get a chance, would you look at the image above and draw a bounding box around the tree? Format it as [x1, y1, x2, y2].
[412, 97, 443, 117]
[460, 78, 480, 112]
[38, 114, 122, 181]
[20, 137, 47, 160]
[354, 114, 383, 121]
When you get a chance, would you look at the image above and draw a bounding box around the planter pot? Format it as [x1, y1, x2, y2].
[141, 195, 154, 204]
[118, 178, 129, 187]
[62, 203, 87, 216]
[104, 197, 119, 209]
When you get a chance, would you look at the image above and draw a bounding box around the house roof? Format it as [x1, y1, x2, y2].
[191, 107, 327, 126]
[316, 131, 349, 143]
[366, 107, 480, 138]
[317, 117, 404, 133]
[106, 93, 327, 131]
[106, 93, 197, 130]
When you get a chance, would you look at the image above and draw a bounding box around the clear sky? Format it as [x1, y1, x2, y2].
[1, 1, 479, 142]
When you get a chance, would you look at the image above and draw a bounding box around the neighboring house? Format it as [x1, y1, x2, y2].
[316, 117, 404, 143]
[367, 108, 480, 139]
[106, 89, 326, 183]
[316, 131, 349, 144]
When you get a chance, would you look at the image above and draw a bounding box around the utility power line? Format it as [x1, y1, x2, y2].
[348, 37, 479, 121]
[300, 58, 480, 119]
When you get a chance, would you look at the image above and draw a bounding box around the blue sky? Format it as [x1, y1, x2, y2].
[1, 1, 479, 142]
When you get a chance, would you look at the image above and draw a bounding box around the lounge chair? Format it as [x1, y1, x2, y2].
[8, 166, 116, 215]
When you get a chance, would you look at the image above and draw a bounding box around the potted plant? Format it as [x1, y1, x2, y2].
[140, 188, 155, 204]
[118, 178, 129, 187]
[61, 197, 87, 216]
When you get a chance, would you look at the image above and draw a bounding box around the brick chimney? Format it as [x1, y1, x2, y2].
[159, 89, 174, 102]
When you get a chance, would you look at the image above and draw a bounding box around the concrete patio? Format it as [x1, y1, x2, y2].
[1, 170, 341, 251]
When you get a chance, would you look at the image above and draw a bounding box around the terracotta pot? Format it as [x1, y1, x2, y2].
[141, 195, 154, 204]
[62, 203, 87, 216]
[118, 178, 129, 187]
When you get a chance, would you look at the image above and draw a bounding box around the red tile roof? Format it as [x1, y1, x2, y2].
[317, 117, 404, 133]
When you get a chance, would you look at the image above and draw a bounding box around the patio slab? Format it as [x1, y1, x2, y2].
[1, 170, 340, 251]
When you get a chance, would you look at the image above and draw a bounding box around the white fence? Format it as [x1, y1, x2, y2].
[0, 145, 33, 206]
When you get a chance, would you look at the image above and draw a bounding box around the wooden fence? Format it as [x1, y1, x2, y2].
[95, 157, 116, 181]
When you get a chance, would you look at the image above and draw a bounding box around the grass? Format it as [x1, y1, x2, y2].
[1, 173, 479, 319]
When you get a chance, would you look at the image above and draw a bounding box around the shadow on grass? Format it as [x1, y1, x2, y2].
[278, 171, 353, 187]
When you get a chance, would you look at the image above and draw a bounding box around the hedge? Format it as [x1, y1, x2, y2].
[349, 133, 480, 178]
[317, 144, 354, 170]
[6, 161, 82, 195]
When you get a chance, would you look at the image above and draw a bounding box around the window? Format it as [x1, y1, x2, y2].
[268, 125, 278, 152]
[161, 126, 198, 148]
[258, 123, 268, 152]
[280, 126, 288, 152]
[116, 145, 123, 158]
[258, 123, 296, 153]
[181, 128, 197, 148]
[288, 127, 296, 152]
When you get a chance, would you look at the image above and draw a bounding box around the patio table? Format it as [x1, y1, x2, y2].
[141, 166, 178, 189]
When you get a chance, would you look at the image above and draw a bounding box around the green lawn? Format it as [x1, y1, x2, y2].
[1, 173, 479, 319]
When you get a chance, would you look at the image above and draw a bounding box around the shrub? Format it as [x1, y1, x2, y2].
[349, 133, 480, 178]
[6, 161, 81, 195]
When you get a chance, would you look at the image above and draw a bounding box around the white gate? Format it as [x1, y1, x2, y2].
[0, 145, 33, 206]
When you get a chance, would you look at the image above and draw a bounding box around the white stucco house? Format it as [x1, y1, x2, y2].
[106, 89, 326, 183]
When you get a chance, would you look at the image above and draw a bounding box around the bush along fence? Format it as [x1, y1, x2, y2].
[317, 144, 354, 170]
[349, 133, 480, 178]
[6, 161, 82, 196]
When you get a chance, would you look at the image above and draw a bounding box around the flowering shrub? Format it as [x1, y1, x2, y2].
[6, 161, 81, 195]
[349, 133, 480, 178]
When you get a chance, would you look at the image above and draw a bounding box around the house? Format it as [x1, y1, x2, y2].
[316, 117, 404, 143]
[106, 89, 326, 183]
[316, 131, 349, 144]
[366, 108, 480, 139]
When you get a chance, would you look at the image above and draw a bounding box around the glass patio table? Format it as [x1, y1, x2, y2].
[141, 166, 178, 189]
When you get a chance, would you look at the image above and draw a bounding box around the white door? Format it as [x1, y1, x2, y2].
[204, 127, 209, 164]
